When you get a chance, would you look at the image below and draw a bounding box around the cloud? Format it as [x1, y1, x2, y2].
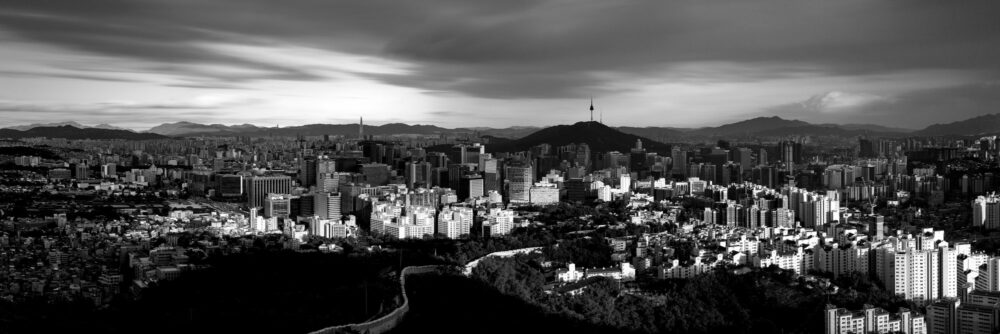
[765, 82, 1000, 128]
[1, 0, 999, 128]
[1, 0, 997, 101]
[798, 91, 893, 112]
[0, 94, 264, 127]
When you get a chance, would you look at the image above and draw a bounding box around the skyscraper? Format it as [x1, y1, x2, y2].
[314, 192, 342, 220]
[246, 175, 293, 209]
[506, 165, 533, 204]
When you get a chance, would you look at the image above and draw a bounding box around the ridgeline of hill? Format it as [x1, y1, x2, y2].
[0, 126, 168, 140]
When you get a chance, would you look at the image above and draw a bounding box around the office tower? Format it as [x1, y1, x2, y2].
[314, 192, 342, 220]
[299, 157, 335, 187]
[101, 163, 117, 178]
[506, 165, 533, 204]
[427, 152, 448, 169]
[72, 163, 89, 179]
[529, 184, 560, 205]
[448, 163, 477, 190]
[218, 174, 244, 197]
[361, 163, 391, 186]
[299, 158, 316, 186]
[405, 161, 433, 188]
[823, 165, 856, 189]
[246, 175, 293, 208]
[263, 193, 293, 218]
[574, 143, 591, 170]
[293, 194, 315, 218]
[973, 195, 1000, 229]
[317, 172, 339, 193]
[629, 139, 648, 174]
[753, 165, 777, 188]
[456, 143, 484, 165]
[859, 138, 880, 158]
[564, 179, 591, 203]
[732, 147, 752, 168]
[459, 174, 484, 200]
[780, 140, 803, 164]
[869, 215, 885, 241]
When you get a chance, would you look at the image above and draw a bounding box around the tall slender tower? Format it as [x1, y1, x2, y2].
[359, 117, 364, 140]
[590, 99, 594, 122]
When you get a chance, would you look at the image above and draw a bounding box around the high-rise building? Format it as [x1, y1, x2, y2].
[72, 163, 89, 180]
[314, 192, 342, 220]
[671, 147, 687, 176]
[101, 163, 117, 178]
[459, 174, 484, 200]
[957, 290, 1000, 334]
[405, 161, 433, 189]
[361, 163, 391, 186]
[732, 147, 752, 169]
[506, 166, 533, 204]
[973, 195, 1000, 229]
[939, 247, 958, 299]
[879, 249, 940, 301]
[263, 193, 293, 218]
[530, 182, 560, 205]
[869, 215, 885, 241]
[925, 299, 959, 334]
[975, 257, 1000, 292]
[218, 174, 244, 197]
[437, 207, 473, 239]
[246, 175, 293, 208]
[484, 208, 515, 236]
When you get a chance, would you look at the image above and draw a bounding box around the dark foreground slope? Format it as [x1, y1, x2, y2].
[391, 273, 633, 334]
[0, 251, 432, 334]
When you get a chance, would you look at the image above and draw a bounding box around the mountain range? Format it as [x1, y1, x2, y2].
[145, 121, 537, 138]
[914, 113, 1000, 137]
[4, 113, 998, 141]
[3, 122, 131, 131]
[0, 126, 168, 140]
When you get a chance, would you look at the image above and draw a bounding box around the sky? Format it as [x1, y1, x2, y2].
[0, 0, 999, 131]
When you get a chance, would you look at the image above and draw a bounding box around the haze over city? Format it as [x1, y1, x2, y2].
[2, 0, 999, 130]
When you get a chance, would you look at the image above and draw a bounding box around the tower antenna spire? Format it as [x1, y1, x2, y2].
[590, 98, 594, 122]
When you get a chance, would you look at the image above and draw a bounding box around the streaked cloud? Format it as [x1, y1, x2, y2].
[0, 0, 997, 129]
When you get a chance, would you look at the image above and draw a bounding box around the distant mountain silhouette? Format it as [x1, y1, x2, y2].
[5, 121, 87, 131]
[489, 121, 666, 153]
[825, 123, 914, 133]
[915, 113, 1000, 136]
[690, 116, 811, 136]
[146, 122, 462, 137]
[147, 121, 259, 136]
[0, 125, 168, 140]
[616, 126, 687, 142]
[91, 123, 132, 131]
[5, 121, 136, 132]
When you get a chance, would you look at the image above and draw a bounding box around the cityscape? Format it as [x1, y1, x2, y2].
[3, 1, 1000, 334]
